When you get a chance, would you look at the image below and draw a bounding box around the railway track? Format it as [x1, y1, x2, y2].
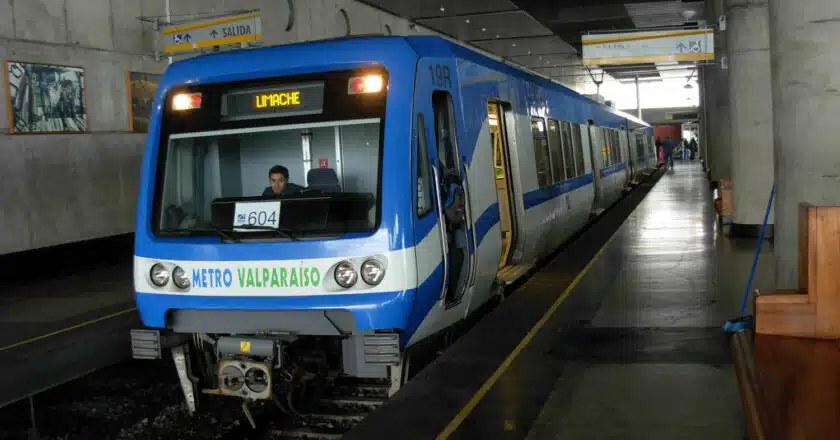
[266, 378, 390, 439]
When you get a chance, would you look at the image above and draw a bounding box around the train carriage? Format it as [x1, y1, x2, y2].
[130, 35, 654, 414]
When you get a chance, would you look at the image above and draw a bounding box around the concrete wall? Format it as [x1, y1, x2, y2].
[0, 0, 164, 254]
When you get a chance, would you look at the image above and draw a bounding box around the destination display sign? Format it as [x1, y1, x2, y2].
[221, 82, 325, 121]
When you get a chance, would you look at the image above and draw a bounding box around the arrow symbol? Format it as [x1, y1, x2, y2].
[184, 33, 192, 43]
[210, 29, 218, 38]
[676, 42, 687, 53]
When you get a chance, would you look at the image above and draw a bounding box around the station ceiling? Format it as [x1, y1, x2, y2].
[360, 0, 706, 85]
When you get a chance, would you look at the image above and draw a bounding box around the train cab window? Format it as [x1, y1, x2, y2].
[530, 117, 552, 188]
[572, 124, 585, 176]
[156, 119, 382, 236]
[432, 91, 459, 177]
[546, 119, 566, 182]
[559, 121, 577, 179]
[416, 113, 433, 217]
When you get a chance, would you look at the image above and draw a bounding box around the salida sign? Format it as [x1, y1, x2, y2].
[162, 11, 263, 54]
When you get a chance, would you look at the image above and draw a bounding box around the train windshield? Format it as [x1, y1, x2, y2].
[156, 118, 382, 238]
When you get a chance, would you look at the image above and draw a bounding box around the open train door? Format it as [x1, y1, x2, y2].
[411, 57, 476, 309]
[587, 120, 605, 216]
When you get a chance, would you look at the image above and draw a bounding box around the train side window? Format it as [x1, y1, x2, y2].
[530, 117, 552, 188]
[432, 91, 459, 177]
[573, 124, 586, 175]
[612, 130, 620, 164]
[615, 130, 630, 162]
[613, 130, 620, 163]
[560, 121, 577, 178]
[601, 128, 611, 167]
[546, 119, 566, 182]
[416, 113, 433, 217]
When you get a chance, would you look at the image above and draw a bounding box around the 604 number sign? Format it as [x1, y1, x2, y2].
[233, 201, 282, 230]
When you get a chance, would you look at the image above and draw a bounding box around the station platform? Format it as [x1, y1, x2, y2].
[0, 260, 137, 408]
[344, 161, 759, 440]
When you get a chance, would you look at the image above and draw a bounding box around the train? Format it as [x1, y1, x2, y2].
[129, 35, 656, 418]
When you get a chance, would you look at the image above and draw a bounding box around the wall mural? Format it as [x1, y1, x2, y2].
[4, 61, 87, 134]
[127, 72, 162, 133]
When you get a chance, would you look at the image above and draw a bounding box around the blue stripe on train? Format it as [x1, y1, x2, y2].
[474, 173, 594, 247]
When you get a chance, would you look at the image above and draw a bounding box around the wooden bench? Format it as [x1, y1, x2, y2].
[756, 203, 840, 339]
[733, 332, 840, 440]
[733, 203, 840, 439]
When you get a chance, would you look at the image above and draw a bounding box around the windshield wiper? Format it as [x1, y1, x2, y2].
[161, 227, 241, 243]
[230, 225, 300, 241]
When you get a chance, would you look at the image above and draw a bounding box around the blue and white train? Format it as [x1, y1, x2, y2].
[130, 35, 656, 411]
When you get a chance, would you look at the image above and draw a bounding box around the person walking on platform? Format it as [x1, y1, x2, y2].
[655, 137, 663, 166]
[689, 137, 698, 160]
[663, 136, 675, 170]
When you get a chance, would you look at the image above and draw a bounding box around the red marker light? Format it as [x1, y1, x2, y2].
[348, 75, 384, 95]
[172, 92, 202, 111]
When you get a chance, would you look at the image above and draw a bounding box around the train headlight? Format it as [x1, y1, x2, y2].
[172, 266, 191, 289]
[361, 260, 385, 285]
[150, 263, 170, 287]
[334, 261, 358, 288]
[172, 92, 202, 111]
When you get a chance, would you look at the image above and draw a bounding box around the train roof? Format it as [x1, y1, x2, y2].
[163, 35, 650, 128]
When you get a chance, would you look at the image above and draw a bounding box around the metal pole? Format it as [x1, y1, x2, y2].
[165, 0, 173, 65]
[635, 75, 642, 119]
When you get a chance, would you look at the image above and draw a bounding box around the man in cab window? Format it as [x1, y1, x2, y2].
[263, 165, 304, 195]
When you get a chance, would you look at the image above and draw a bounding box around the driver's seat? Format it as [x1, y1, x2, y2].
[307, 168, 341, 192]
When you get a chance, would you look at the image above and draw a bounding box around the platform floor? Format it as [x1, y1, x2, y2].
[345, 161, 772, 440]
[524, 161, 745, 439]
[0, 261, 136, 407]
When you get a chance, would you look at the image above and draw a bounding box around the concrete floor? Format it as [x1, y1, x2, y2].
[525, 160, 768, 440]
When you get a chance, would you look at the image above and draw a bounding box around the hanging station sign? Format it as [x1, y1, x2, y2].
[582, 28, 714, 66]
[160, 11, 263, 54]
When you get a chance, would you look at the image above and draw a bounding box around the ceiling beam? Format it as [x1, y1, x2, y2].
[413, 9, 521, 21]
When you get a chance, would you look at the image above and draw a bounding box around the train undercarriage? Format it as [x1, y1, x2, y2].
[131, 329, 405, 429]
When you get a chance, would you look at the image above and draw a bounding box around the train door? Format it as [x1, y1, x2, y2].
[412, 58, 475, 307]
[625, 127, 638, 184]
[619, 128, 632, 187]
[487, 101, 517, 270]
[587, 121, 604, 214]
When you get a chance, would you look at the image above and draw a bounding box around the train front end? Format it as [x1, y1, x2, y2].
[129, 40, 419, 414]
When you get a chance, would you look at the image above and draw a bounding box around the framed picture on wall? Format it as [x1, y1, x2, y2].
[4, 61, 88, 134]
[126, 72, 162, 133]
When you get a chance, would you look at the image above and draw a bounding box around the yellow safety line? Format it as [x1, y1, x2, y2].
[0, 307, 137, 352]
[162, 13, 259, 35]
[436, 206, 638, 439]
[583, 29, 711, 45]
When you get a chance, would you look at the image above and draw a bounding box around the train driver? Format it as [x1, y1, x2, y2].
[263, 165, 304, 195]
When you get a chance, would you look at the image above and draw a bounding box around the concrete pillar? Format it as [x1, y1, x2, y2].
[706, 0, 733, 185]
[724, 0, 775, 236]
[768, 0, 840, 289]
[698, 66, 709, 174]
